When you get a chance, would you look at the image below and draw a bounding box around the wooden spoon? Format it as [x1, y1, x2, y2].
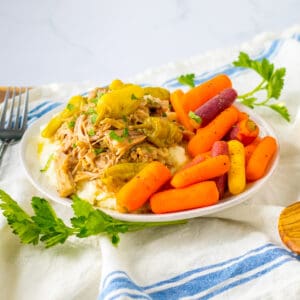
[278, 202, 300, 255]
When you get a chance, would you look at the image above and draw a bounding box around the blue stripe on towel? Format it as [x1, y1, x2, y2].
[28, 101, 51, 114]
[102, 243, 274, 291]
[28, 102, 62, 121]
[109, 292, 151, 300]
[25, 33, 300, 125]
[162, 38, 283, 89]
[99, 244, 299, 300]
[200, 257, 293, 300]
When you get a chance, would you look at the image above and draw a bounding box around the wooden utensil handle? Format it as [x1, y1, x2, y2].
[0, 87, 30, 103]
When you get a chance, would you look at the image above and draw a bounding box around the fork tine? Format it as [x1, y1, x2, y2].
[0, 88, 10, 128]
[7, 87, 16, 129]
[20, 88, 29, 130]
[14, 87, 22, 129]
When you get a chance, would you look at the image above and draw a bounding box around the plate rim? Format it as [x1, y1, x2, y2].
[20, 102, 280, 222]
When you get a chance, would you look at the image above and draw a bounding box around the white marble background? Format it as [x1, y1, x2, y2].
[0, 0, 299, 86]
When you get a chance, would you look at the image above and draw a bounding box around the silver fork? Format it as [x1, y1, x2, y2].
[0, 87, 29, 167]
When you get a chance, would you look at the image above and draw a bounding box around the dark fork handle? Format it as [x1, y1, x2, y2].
[0, 140, 10, 168]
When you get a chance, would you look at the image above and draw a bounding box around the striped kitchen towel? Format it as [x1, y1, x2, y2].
[0, 26, 300, 300]
[97, 27, 300, 300]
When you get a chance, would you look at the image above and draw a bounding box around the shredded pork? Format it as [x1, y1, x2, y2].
[44, 85, 186, 201]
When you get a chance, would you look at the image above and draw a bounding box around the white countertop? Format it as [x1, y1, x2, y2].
[1, 0, 299, 86]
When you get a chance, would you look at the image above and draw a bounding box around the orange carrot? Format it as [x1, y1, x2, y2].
[116, 161, 172, 212]
[170, 89, 199, 131]
[228, 118, 259, 146]
[245, 137, 261, 165]
[181, 154, 206, 171]
[150, 181, 219, 214]
[188, 106, 238, 156]
[181, 151, 211, 171]
[246, 136, 277, 181]
[171, 155, 230, 188]
[237, 111, 249, 122]
[182, 74, 232, 112]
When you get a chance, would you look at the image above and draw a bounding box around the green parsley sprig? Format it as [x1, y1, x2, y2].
[177, 73, 196, 88]
[0, 190, 186, 248]
[233, 52, 290, 121]
[176, 52, 290, 121]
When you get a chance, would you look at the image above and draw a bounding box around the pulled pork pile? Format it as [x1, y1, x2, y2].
[41, 81, 187, 201]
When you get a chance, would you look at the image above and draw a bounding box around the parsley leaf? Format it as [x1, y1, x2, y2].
[188, 111, 202, 124]
[90, 114, 98, 124]
[86, 108, 97, 115]
[109, 130, 123, 142]
[94, 148, 105, 155]
[88, 129, 95, 136]
[177, 73, 195, 88]
[109, 129, 129, 142]
[122, 127, 129, 138]
[31, 197, 73, 247]
[66, 103, 75, 111]
[40, 154, 54, 173]
[68, 120, 75, 129]
[131, 94, 138, 100]
[0, 190, 186, 248]
[233, 51, 290, 122]
[0, 190, 40, 245]
[269, 103, 290, 122]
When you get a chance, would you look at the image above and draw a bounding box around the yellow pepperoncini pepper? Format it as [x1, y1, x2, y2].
[41, 95, 86, 138]
[97, 84, 144, 120]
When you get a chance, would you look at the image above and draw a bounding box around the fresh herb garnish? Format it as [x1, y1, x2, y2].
[86, 108, 96, 115]
[88, 129, 95, 136]
[131, 94, 138, 100]
[40, 154, 54, 173]
[233, 52, 290, 121]
[109, 130, 123, 142]
[122, 127, 129, 138]
[68, 120, 75, 129]
[91, 114, 98, 124]
[66, 103, 75, 111]
[188, 111, 202, 124]
[94, 148, 104, 155]
[0, 190, 186, 248]
[177, 73, 195, 88]
[91, 98, 98, 105]
[109, 128, 129, 142]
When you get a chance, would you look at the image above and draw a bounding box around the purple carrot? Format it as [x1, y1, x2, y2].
[194, 88, 237, 127]
[211, 141, 229, 199]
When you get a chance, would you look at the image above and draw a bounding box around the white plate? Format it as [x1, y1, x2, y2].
[20, 103, 279, 222]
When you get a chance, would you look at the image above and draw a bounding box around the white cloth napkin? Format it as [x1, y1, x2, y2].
[1, 25, 300, 300]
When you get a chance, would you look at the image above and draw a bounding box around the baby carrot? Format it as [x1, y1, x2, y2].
[246, 136, 277, 181]
[228, 118, 259, 146]
[180, 150, 211, 171]
[245, 137, 261, 165]
[150, 181, 219, 214]
[171, 155, 230, 188]
[188, 106, 239, 156]
[227, 140, 246, 195]
[181, 154, 206, 171]
[182, 74, 232, 112]
[170, 89, 199, 131]
[237, 111, 249, 122]
[116, 161, 172, 212]
[211, 141, 229, 198]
